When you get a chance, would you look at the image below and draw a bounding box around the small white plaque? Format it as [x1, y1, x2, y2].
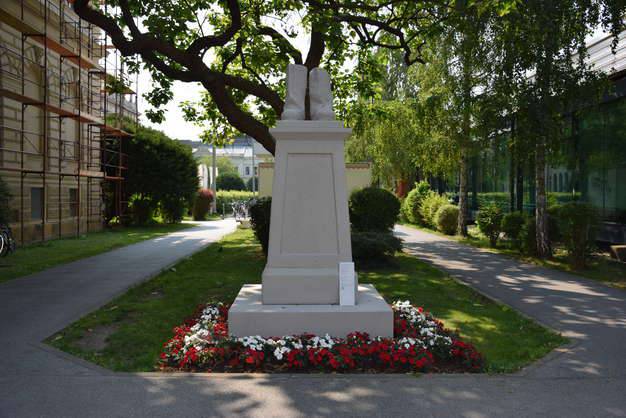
[339, 262, 356, 306]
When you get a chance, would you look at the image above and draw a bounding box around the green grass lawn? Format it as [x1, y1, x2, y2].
[406, 223, 626, 290]
[0, 223, 194, 283]
[47, 228, 565, 373]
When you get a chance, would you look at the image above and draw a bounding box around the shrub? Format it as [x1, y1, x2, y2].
[129, 196, 155, 226]
[246, 176, 258, 192]
[476, 192, 509, 212]
[160, 197, 187, 223]
[435, 205, 459, 235]
[476, 204, 503, 247]
[401, 181, 431, 224]
[521, 216, 538, 255]
[217, 172, 246, 191]
[125, 125, 197, 225]
[547, 205, 562, 243]
[249, 197, 272, 255]
[192, 188, 215, 221]
[351, 231, 403, 266]
[349, 187, 400, 232]
[554, 202, 597, 269]
[419, 192, 449, 228]
[0, 176, 11, 224]
[215, 191, 254, 214]
[501, 212, 526, 248]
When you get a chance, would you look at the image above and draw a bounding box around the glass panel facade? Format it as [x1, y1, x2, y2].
[469, 93, 626, 222]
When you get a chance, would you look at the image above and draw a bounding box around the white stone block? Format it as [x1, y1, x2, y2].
[339, 262, 357, 306]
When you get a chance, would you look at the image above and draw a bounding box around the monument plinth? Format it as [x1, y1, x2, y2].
[262, 120, 353, 305]
[228, 65, 392, 338]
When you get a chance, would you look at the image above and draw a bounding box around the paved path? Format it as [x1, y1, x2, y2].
[1, 223, 625, 418]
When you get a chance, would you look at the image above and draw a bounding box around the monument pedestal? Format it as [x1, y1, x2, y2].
[228, 120, 393, 338]
[229, 284, 393, 337]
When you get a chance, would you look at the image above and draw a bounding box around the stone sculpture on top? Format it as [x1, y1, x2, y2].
[281, 64, 335, 121]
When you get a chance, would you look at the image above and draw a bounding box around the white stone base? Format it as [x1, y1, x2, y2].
[228, 284, 393, 338]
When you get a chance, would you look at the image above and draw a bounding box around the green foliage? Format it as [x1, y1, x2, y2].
[215, 191, 254, 215]
[436, 204, 459, 235]
[346, 100, 432, 188]
[217, 172, 246, 191]
[0, 176, 11, 224]
[477, 204, 504, 247]
[349, 187, 400, 232]
[401, 181, 431, 224]
[476, 193, 509, 211]
[126, 126, 197, 225]
[501, 212, 526, 247]
[521, 216, 538, 255]
[351, 231, 403, 266]
[419, 192, 449, 228]
[192, 188, 215, 221]
[249, 197, 272, 256]
[160, 198, 187, 224]
[246, 176, 258, 192]
[215, 157, 238, 176]
[129, 197, 155, 226]
[554, 202, 598, 269]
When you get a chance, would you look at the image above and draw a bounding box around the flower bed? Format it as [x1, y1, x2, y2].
[159, 301, 484, 373]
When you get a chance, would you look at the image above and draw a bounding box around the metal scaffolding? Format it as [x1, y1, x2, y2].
[0, 0, 138, 245]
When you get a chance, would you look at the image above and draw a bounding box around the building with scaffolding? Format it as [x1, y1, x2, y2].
[0, 0, 138, 244]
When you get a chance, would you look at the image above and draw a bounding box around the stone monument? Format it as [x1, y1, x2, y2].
[228, 64, 393, 338]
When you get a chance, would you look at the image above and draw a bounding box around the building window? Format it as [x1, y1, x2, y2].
[245, 166, 250, 176]
[254, 166, 258, 175]
[559, 173, 563, 192]
[69, 188, 78, 217]
[31, 187, 44, 220]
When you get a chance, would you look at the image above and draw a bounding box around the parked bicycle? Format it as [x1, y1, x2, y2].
[231, 200, 250, 221]
[0, 224, 16, 257]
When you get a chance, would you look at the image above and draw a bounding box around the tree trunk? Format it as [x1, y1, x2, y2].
[509, 145, 516, 212]
[535, 139, 551, 257]
[458, 153, 469, 236]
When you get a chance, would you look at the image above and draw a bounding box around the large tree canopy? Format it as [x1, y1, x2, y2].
[71, 0, 514, 154]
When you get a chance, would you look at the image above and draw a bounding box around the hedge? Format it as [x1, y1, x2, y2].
[216, 191, 255, 214]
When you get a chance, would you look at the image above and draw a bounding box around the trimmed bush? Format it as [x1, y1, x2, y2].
[160, 197, 187, 223]
[0, 176, 11, 224]
[554, 202, 597, 269]
[349, 187, 400, 232]
[192, 188, 215, 221]
[477, 204, 503, 247]
[249, 197, 272, 255]
[401, 181, 431, 224]
[217, 172, 246, 191]
[419, 191, 449, 228]
[130, 196, 155, 225]
[501, 212, 526, 248]
[436, 205, 459, 235]
[125, 125, 197, 225]
[351, 231, 403, 266]
[215, 191, 254, 215]
[521, 216, 537, 255]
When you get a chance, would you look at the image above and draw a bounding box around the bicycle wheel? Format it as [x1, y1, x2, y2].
[0, 233, 6, 257]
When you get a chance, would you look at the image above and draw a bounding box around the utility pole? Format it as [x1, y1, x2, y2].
[250, 136, 256, 195]
[211, 143, 217, 213]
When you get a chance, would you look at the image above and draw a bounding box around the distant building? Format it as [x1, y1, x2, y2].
[180, 136, 272, 189]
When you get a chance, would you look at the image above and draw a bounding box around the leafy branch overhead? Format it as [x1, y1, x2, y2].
[72, 0, 460, 154]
